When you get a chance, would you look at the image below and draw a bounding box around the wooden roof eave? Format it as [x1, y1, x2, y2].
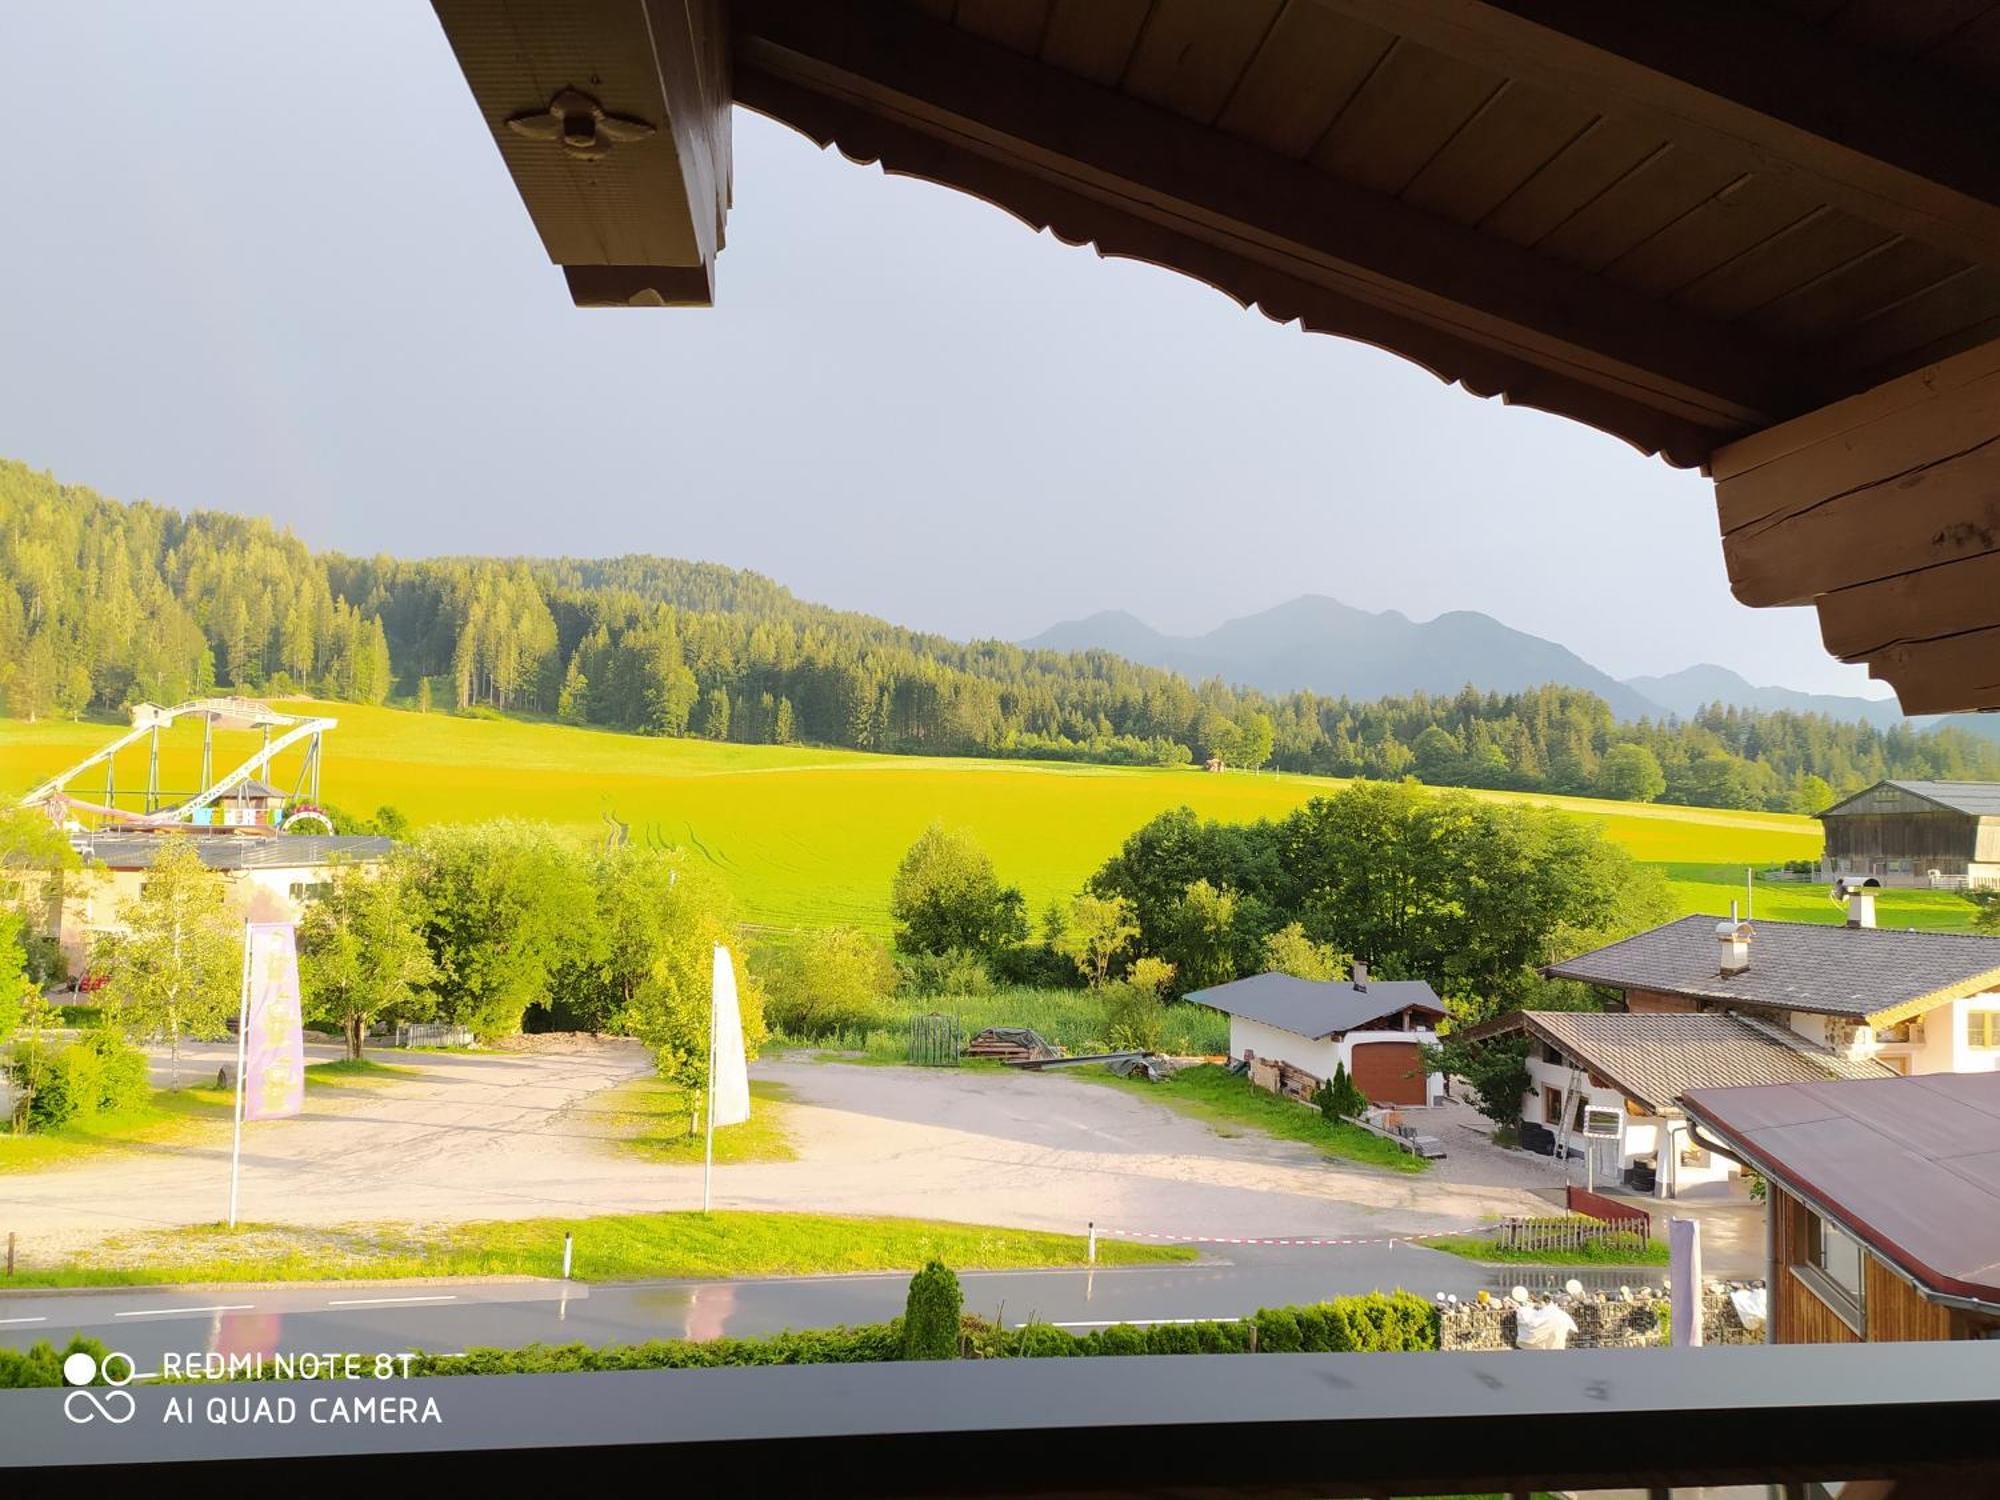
[730, 0, 1826, 469]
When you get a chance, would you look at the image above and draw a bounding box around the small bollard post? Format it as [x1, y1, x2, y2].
[6, 1231, 13, 1277]
[1087, 1221, 1096, 1264]
[562, 1231, 574, 1280]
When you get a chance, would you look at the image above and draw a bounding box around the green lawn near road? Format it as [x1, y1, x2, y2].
[0, 1083, 234, 1175]
[0, 1058, 417, 1174]
[1, 701, 1924, 936]
[1425, 1233, 1670, 1267]
[303, 1057, 422, 1088]
[2, 1211, 1193, 1287]
[1082, 1063, 1428, 1174]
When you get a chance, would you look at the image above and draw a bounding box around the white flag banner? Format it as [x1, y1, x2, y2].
[709, 943, 751, 1128]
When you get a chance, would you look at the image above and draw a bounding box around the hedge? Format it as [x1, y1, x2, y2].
[145, 1291, 1439, 1385]
[0, 1336, 111, 1390]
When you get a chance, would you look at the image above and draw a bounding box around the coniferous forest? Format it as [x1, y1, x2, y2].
[5, 458, 1998, 814]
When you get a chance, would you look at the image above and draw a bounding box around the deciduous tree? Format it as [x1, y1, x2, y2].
[298, 863, 437, 1058]
[100, 837, 239, 1086]
[889, 824, 1026, 957]
[1053, 893, 1138, 986]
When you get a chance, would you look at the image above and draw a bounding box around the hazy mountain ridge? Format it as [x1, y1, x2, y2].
[1027, 596, 2000, 740]
[1026, 595, 1662, 721]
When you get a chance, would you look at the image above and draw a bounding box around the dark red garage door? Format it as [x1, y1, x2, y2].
[1350, 1041, 1426, 1106]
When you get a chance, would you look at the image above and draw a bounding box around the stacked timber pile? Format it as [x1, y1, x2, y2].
[965, 1027, 1060, 1064]
[1249, 1056, 1321, 1100]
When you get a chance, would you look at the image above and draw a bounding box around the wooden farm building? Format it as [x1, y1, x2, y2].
[430, 0, 2000, 711]
[1683, 1072, 2000, 1344]
[1817, 779, 2000, 890]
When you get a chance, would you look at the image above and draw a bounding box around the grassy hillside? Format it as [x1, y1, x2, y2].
[3, 701, 1979, 933]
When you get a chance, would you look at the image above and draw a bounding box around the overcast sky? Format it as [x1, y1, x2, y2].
[0, 3, 1887, 697]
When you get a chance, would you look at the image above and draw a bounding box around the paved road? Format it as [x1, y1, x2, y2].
[0, 1248, 1671, 1369]
[0, 1245, 1665, 1372]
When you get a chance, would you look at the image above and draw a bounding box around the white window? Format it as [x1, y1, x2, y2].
[1801, 1210, 1867, 1327]
[1967, 1011, 2000, 1050]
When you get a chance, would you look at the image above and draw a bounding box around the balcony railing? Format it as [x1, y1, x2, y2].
[6, 1340, 1997, 1494]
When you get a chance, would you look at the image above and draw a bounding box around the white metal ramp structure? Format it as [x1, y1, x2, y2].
[19, 697, 338, 831]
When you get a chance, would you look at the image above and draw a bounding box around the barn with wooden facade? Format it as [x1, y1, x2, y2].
[1683, 1073, 2000, 1345]
[1817, 779, 2000, 889]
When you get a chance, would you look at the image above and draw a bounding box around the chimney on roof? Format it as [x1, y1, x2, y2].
[1352, 960, 1368, 992]
[1716, 905, 1753, 977]
[1834, 876, 1879, 929]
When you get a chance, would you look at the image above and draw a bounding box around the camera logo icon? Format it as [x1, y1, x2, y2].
[63, 1350, 137, 1424]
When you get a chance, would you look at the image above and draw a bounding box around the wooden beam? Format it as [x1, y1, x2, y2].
[1711, 337, 2000, 712]
[1865, 629, 2000, 716]
[1714, 340, 2000, 607]
[731, 0, 1817, 463]
[432, 0, 730, 307]
[1818, 552, 2000, 663]
[1308, 0, 2000, 270]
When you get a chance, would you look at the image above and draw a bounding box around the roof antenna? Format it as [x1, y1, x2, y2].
[1746, 866, 1753, 922]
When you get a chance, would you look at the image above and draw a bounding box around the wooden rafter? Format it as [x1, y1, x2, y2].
[433, 0, 731, 307]
[1310, 0, 2000, 271]
[732, 0, 1826, 467]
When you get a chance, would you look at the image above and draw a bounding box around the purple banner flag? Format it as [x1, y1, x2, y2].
[242, 922, 305, 1121]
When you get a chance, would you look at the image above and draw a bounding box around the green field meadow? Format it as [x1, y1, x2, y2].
[3, 700, 1980, 934]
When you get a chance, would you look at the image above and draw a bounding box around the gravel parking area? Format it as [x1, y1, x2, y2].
[1, 1046, 1554, 1265]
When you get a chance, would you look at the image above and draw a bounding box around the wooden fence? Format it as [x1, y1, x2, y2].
[1567, 1185, 1651, 1236]
[1492, 1214, 1654, 1256]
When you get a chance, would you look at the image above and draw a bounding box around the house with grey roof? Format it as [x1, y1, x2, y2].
[1185, 965, 1446, 1106]
[1816, 779, 2000, 890]
[1471, 1008, 1895, 1199]
[1541, 896, 2000, 1079]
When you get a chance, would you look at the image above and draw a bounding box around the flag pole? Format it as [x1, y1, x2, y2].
[227, 923, 253, 1230]
[703, 942, 719, 1213]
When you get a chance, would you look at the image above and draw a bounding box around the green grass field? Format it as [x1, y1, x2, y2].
[3, 699, 1979, 933]
[5, 1210, 1192, 1286]
[1082, 1063, 1429, 1173]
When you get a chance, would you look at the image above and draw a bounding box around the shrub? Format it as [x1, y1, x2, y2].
[896, 949, 993, 999]
[1253, 1306, 1303, 1352]
[1254, 1293, 1438, 1353]
[26, 1040, 103, 1129]
[79, 1028, 149, 1114]
[763, 928, 897, 1040]
[1311, 1063, 1368, 1122]
[902, 1259, 963, 1360]
[0, 1335, 111, 1389]
[4, 1028, 150, 1131]
[1083, 1323, 1147, 1357]
[172, 1294, 1441, 1382]
[1009, 1322, 1078, 1358]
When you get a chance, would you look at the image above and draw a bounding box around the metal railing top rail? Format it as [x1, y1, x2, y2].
[7, 1339, 1998, 1492]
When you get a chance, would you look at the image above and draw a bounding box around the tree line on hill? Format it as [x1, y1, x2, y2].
[6, 458, 1997, 816]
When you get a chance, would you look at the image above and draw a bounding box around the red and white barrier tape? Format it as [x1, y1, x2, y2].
[1097, 1229, 1450, 1247]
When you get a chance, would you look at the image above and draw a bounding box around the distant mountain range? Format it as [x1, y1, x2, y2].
[1623, 664, 1906, 727]
[1025, 594, 2000, 738]
[1026, 596, 1663, 720]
